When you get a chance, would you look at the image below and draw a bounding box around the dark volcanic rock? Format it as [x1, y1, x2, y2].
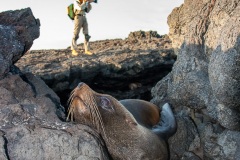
[0, 8, 40, 54]
[16, 32, 175, 106]
[128, 30, 162, 39]
[0, 8, 40, 80]
[152, 0, 240, 159]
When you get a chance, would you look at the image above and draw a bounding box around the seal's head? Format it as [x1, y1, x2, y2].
[67, 82, 138, 137]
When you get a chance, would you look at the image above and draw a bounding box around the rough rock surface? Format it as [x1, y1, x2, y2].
[0, 73, 109, 160]
[16, 31, 175, 107]
[152, 0, 240, 159]
[0, 8, 109, 160]
[0, 8, 40, 80]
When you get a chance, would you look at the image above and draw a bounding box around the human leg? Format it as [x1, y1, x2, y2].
[82, 17, 92, 55]
[71, 16, 84, 55]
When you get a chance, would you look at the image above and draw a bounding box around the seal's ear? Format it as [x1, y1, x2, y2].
[99, 97, 114, 112]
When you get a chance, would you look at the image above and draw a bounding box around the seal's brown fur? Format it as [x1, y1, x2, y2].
[67, 83, 172, 160]
[120, 99, 160, 129]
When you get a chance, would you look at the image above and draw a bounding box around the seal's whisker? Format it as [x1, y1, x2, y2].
[66, 105, 72, 121]
[88, 95, 99, 125]
[67, 98, 73, 112]
[67, 97, 73, 107]
[71, 107, 74, 122]
[87, 94, 101, 128]
[86, 94, 97, 127]
[67, 89, 76, 106]
[67, 92, 79, 122]
[68, 96, 73, 109]
[66, 99, 75, 122]
[84, 95, 93, 121]
[93, 104, 101, 131]
[90, 95, 107, 140]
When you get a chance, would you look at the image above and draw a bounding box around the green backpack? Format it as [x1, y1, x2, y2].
[67, 3, 75, 20]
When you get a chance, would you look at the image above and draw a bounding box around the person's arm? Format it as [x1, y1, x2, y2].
[83, 0, 92, 13]
[74, 1, 87, 11]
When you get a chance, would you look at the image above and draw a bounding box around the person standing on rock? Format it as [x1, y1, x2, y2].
[71, 0, 94, 56]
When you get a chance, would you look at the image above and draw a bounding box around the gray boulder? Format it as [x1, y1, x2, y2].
[152, 0, 240, 159]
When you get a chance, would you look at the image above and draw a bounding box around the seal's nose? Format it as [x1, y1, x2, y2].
[78, 82, 84, 88]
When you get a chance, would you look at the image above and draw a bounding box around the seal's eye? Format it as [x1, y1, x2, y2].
[100, 97, 114, 111]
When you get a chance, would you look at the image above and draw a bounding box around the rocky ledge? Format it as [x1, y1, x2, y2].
[16, 31, 175, 107]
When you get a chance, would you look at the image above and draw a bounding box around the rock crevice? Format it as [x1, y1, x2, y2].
[2, 134, 9, 160]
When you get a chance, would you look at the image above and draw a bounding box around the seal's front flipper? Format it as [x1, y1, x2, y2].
[152, 103, 177, 140]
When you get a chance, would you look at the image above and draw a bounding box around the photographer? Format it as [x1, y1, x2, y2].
[71, 0, 95, 56]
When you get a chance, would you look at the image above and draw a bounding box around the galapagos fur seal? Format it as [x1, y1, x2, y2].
[67, 82, 177, 160]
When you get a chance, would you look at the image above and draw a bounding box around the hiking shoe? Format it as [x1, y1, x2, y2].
[85, 51, 93, 55]
[72, 50, 79, 56]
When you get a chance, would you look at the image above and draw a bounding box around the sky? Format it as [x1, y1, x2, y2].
[0, 0, 184, 50]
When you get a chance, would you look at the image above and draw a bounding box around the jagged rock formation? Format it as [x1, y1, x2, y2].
[16, 31, 175, 107]
[152, 0, 240, 159]
[0, 8, 109, 159]
[0, 8, 40, 80]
